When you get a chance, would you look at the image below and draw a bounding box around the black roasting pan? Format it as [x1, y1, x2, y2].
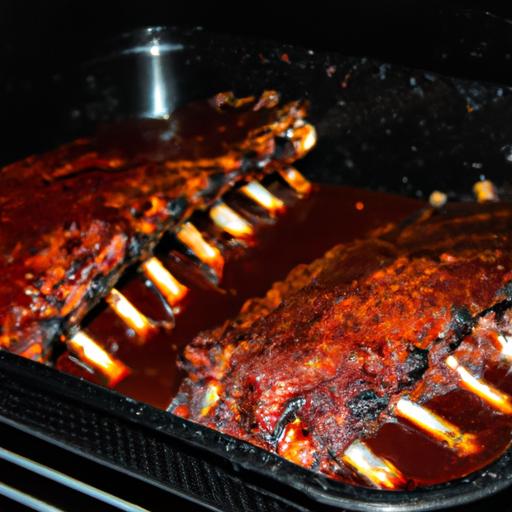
[2, 25, 512, 512]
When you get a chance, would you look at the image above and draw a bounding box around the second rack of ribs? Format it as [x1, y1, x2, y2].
[173, 201, 512, 478]
[0, 91, 312, 360]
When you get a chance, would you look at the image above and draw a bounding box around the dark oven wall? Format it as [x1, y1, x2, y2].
[0, 1, 512, 165]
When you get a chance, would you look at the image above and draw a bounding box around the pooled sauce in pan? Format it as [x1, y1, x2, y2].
[57, 183, 422, 407]
[366, 384, 512, 488]
[56, 184, 512, 489]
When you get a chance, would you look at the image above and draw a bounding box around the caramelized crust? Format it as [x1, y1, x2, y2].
[174, 202, 512, 476]
[0, 92, 311, 359]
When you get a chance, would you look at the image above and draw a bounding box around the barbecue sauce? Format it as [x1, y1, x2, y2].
[56, 184, 512, 489]
[366, 371, 512, 488]
[57, 183, 422, 407]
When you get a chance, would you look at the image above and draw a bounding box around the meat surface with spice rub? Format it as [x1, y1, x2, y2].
[0, 91, 315, 364]
[172, 201, 512, 488]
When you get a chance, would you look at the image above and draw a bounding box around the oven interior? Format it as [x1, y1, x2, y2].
[2, 25, 512, 511]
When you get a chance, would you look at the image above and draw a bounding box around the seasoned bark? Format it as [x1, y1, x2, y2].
[173, 202, 512, 475]
[0, 91, 311, 359]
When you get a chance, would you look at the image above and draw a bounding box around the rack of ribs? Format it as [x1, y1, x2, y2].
[0, 91, 315, 373]
[172, 201, 512, 488]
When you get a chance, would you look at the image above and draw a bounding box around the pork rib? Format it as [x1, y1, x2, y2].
[0, 91, 313, 360]
[173, 202, 512, 477]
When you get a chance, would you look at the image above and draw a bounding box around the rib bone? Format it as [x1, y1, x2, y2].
[67, 331, 129, 386]
[209, 202, 254, 238]
[141, 257, 188, 308]
[278, 167, 312, 196]
[240, 181, 285, 215]
[342, 440, 406, 490]
[446, 355, 512, 414]
[176, 222, 224, 277]
[395, 398, 480, 455]
[105, 288, 156, 340]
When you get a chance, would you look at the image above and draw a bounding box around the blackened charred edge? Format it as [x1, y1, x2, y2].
[449, 306, 474, 350]
[446, 299, 512, 353]
[88, 273, 110, 299]
[129, 206, 143, 219]
[40, 317, 65, 358]
[402, 346, 429, 386]
[41, 260, 130, 361]
[489, 299, 512, 318]
[127, 198, 189, 261]
[240, 151, 261, 174]
[65, 257, 88, 280]
[199, 173, 233, 203]
[327, 448, 343, 466]
[310, 452, 322, 471]
[129, 233, 152, 259]
[167, 196, 188, 218]
[271, 396, 306, 445]
[327, 448, 352, 477]
[176, 350, 193, 374]
[240, 131, 297, 174]
[127, 235, 144, 259]
[347, 390, 389, 421]
[61, 268, 123, 337]
[272, 136, 296, 161]
[45, 294, 64, 310]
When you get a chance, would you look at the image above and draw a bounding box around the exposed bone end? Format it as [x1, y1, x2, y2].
[176, 222, 224, 278]
[429, 190, 448, 209]
[105, 288, 157, 342]
[496, 333, 512, 359]
[395, 398, 480, 456]
[473, 180, 499, 203]
[141, 257, 189, 308]
[240, 181, 286, 216]
[279, 167, 312, 196]
[200, 380, 222, 417]
[67, 331, 130, 387]
[209, 202, 254, 239]
[290, 123, 317, 158]
[342, 440, 406, 489]
[446, 355, 512, 414]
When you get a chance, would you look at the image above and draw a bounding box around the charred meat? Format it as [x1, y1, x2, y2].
[0, 91, 314, 361]
[173, 202, 512, 480]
